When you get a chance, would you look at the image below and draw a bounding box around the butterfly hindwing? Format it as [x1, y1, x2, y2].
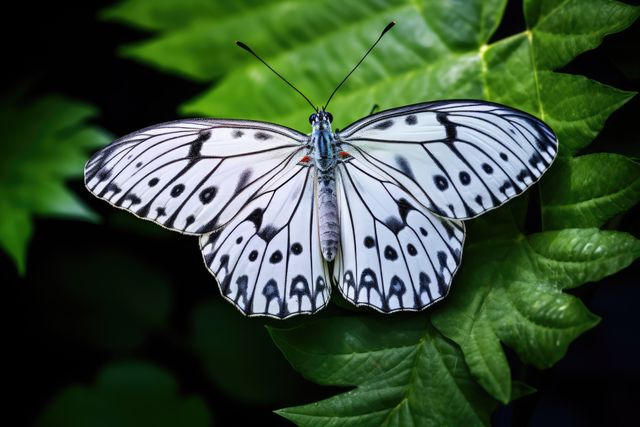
[337, 100, 558, 219]
[85, 119, 306, 234]
[199, 161, 331, 318]
[335, 156, 465, 313]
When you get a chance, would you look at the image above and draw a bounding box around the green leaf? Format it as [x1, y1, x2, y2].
[541, 154, 640, 229]
[107, 0, 637, 144]
[37, 361, 211, 427]
[432, 227, 638, 401]
[270, 317, 497, 426]
[0, 94, 110, 274]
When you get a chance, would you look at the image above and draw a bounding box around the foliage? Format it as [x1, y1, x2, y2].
[37, 361, 211, 427]
[98, 0, 640, 425]
[0, 94, 110, 274]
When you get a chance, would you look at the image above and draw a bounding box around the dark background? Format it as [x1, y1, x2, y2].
[3, 1, 638, 426]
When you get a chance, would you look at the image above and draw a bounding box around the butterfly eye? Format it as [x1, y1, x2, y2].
[326, 112, 333, 123]
[309, 113, 317, 124]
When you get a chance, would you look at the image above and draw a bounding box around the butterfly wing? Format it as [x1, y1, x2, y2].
[85, 119, 307, 234]
[337, 100, 558, 219]
[199, 162, 331, 318]
[335, 156, 465, 313]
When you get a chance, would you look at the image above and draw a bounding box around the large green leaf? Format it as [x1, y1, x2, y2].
[38, 361, 211, 427]
[270, 318, 497, 426]
[0, 94, 110, 274]
[104, 0, 640, 424]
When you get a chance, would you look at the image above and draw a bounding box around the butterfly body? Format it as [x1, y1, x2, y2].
[310, 111, 340, 262]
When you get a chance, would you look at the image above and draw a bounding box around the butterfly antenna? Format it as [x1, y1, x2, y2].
[323, 21, 395, 111]
[236, 41, 318, 112]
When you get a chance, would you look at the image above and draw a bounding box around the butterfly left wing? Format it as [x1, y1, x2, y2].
[334, 156, 465, 313]
[337, 100, 558, 219]
[199, 160, 331, 319]
[85, 119, 307, 234]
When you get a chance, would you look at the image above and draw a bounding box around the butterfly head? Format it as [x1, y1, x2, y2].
[309, 110, 333, 131]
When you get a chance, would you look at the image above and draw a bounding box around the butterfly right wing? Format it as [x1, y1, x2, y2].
[84, 118, 307, 234]
[199, 162, 331, 319]
[335, 155, 465, 313]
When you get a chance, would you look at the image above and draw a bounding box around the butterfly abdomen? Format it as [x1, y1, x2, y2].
[317, 172, 339, 261]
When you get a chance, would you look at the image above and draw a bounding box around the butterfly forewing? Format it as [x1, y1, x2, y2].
[85, 119, 306, 234]
[335, 156, 464, 313]
[199, 163, 331, 318]
[337, 100, 558, 220]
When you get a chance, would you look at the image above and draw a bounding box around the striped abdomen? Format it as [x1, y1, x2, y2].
[317, 172, 339, 261]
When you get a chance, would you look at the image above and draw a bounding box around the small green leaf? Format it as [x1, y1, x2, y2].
[542, 154, 640, 229]
[37, 361, 211, 427]
[270, 317, 496, 426]
[0, 94, 110, 274]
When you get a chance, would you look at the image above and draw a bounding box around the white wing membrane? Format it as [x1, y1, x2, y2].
[338, 100, 558, 219]
[335, 157, 465, 313]
[85, 119, 307, 234]
[200, 163, 331, 318]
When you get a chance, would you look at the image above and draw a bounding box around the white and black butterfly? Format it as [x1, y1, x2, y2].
[84, 23, 557, 319]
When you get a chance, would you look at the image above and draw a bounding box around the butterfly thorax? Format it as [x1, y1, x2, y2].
[310, 112, 339, 262]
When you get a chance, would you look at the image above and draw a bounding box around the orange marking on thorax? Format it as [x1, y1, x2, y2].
[338, 151, 350, 158]
[299, 155, 311, 163]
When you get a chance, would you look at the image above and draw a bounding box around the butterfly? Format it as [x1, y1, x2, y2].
[84, 22, 558, 319]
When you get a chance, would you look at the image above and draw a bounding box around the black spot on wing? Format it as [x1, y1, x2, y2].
[384, 245, 398, 261]
[290, 275, 312, 310]
[269, 250, 283, 264]
[397, 198, 414, 223]
[395, 155, 416, 180]
[482, 163, 494, 174]
[459, 171, 471, 185]
[148, 177, 159, 187]
[290, 243, 303, 255]
[235, 169, 253, 194]
[385, 217, 404, 234]
[434, 175, 448, 191]
[364, 236, 375, 248]
[387, 276, 406, 307]
[123, 194, 141, 205]
[199, 186, 217, 204]
[232, 130, 244, 138]
[373, 119, 394, 130]
[258, 225, 278, 242]
[246, 208, 263, 230]
[255, 131, 272, 140]
[170, 184, 185, 197]
[96, 169, 111, 182]
[405, 115, 417, 125]
[436, 112, 457, 141]
[262, 279, 280, 306]
[418, 272, 433, 302]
